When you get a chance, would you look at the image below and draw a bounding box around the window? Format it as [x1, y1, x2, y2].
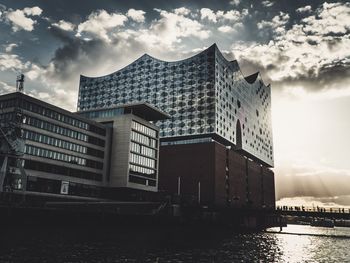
[24, 145, 103, 170]
[129, 153, 156, 169]
[132, 121, 157, 138]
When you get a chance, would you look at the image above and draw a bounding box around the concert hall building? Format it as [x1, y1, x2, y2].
[77, 44, 275, 209]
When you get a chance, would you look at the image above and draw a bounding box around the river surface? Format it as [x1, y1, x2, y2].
[0, 224, 349, 262]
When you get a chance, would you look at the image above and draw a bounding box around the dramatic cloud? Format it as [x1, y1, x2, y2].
[23, 6, 42, 16]
[126, 9, 146, 23]
[200, 8, 248, 23]
[6, 6, 42, 31]
[149, 8, 210, 46]
[76, 10, 127, 42]
[2, 2, 349, 108]
[229, 0, 240, 6]
[218, 24, 242, 33]
[296, 5, 312, 13]
[200, 8, 217, 23]
[25, 63, 46, 80]
[217, 9, 245, 22]
[234, 2, 350, 93]
[262, 1, 274, 7]
[52, 20, 75, 31]
[0, 80, 15, 94]
[302, 2, 350, 35]
[257, 11, 290, 33]
[174, 7, 191, 16]
[5, 43, 18, 52]
[218, 25, 235, 33]
[1, 7, 216, 110]
[0, 53, 27, 71]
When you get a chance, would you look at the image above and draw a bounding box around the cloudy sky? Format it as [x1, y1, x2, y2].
[1, 0, 350, 207]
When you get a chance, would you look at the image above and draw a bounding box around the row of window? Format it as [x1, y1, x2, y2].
[161, 137, 213, 146]
[0, 112, 15, 122]
[132, 121, 157, 138]
[131, 131, 157, 148]
[0, 99, 106, 139]
[129, 164, 156, 178]
[23, 130, 104, 159]
[0, 99, 16, 109]
[22, 99, 105, 136]
[129, 153, 156, 169]
[23, 100, 88, 129]
[79, 108, 124, 119]
[130, 142, 156, 158]
[25, 144, 103, 170]
[24, 116, 105, 147]
[160, 127, 214, 137]
[129, 175, 156, 187]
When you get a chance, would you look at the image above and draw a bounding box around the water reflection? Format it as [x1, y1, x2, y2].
[269, 225, 350, 262]
[0, 225, 349, 262]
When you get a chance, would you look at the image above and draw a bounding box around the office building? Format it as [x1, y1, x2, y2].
[0, 92, 166, 200]
[78, 103, 169, 192]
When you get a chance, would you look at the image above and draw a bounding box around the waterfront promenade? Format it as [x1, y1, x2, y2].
[277, 206, 350, 220]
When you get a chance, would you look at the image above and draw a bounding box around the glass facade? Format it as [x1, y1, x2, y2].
[78, 44, 273, 166]
[24, 144, 103, 169]
[161, 137, 213, 146]
[78, 108, 124, 119]
[131, 131, 157, 148]
[0, 94, 107, 187]
[23, 130, 104, 158]
[23, 115, 105, 147]
[129, 120, 157, 187]
[130, 142, 156, 158]
[18, 98, 106, 136]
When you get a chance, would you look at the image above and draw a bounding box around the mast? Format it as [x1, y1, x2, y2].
[16, 74, 25, 93]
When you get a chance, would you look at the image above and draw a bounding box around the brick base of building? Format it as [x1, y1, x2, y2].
[159, 141, 275, 210]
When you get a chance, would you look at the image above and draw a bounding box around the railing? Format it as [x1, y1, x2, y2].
[277, 206, 350, 214]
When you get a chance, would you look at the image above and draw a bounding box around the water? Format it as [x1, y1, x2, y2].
[0, 225, 349, 262]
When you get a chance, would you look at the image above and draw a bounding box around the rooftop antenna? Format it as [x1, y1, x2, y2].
[16, 73, 25, 93]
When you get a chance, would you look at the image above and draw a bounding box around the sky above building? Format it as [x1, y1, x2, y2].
[0, 0, 349, 207]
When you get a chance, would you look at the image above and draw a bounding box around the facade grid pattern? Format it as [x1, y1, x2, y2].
[78, 44, 273, 166]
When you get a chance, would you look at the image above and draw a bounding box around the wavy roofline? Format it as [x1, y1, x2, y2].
[80, 43, 217, 79]
[238, 64, 269, 87]
[80, 43, 270, 87]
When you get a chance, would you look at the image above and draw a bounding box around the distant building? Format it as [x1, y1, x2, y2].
[0, 92, 167, 200]
[77, 44, 275, 209]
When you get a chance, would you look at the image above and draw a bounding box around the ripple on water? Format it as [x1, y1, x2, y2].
[0, 225, 349, 262]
